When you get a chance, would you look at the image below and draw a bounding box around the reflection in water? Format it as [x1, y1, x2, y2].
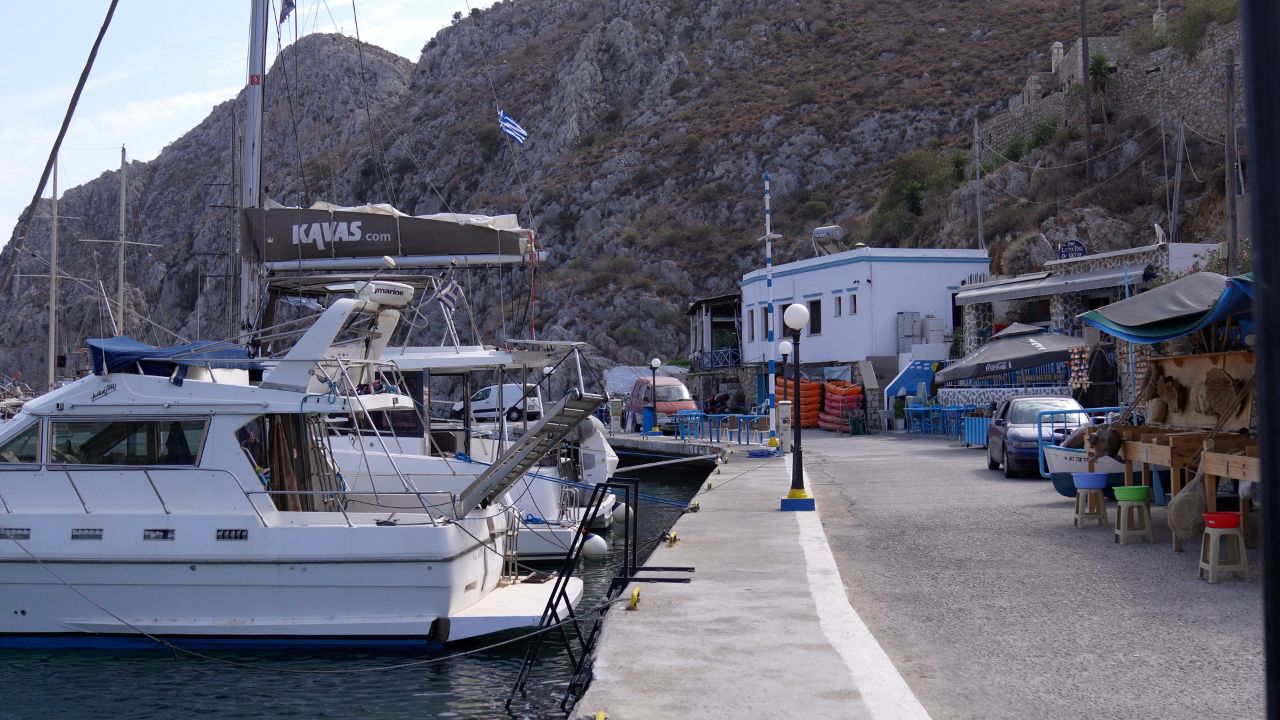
[0, 469, 705, 720]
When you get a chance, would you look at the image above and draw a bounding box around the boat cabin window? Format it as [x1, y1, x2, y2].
[50, 419, 207, 466]
[0, 422, 40, 463]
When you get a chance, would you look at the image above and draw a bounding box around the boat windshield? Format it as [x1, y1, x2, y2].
[656, 385, 692, 402]
[0, 422, 39, 463]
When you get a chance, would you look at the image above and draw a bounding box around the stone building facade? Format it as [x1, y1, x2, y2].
[956, 242, 1205, 353]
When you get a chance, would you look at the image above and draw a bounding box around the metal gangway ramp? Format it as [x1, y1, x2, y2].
[453, 389, 605, 516]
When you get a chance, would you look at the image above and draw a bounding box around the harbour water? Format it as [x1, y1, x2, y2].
[0, 469, 705, 720]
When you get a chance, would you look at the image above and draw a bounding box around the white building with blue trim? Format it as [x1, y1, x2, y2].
[740, 246, 991, 367]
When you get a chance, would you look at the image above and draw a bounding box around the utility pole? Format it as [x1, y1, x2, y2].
[974, 117, 985, 251]
[1079, 0, 1093, 183]
[48, 160, 59, 390]
[1225, 48, 1239, 276]
[117, 144, 127, 335]
[1171, 122, 1185, 243]
[762, 171, 781, 448]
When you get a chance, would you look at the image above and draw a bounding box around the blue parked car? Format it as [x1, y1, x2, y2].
[986, 396, 1088, 478]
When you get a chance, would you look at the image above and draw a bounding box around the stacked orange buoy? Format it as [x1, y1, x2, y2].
[776, 377, 823, 428]
[818, 381, 864, 433]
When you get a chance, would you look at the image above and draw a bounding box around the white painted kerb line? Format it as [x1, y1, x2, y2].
[792, 461, 932, 720]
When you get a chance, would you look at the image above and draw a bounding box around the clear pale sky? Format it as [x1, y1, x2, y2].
[0, 0, 463, 244]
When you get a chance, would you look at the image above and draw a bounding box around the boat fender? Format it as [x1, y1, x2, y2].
[427, 617, 451, 645]
[627, 587, 641, 612]
[581, 534, 609, 560]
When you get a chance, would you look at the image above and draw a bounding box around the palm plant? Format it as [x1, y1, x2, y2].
[1088, 51, 1111, 126]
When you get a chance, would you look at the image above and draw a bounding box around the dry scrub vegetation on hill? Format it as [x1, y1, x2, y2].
[0, 0, 1231, 377]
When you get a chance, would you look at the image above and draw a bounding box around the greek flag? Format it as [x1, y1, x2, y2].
[498, 110, 528, 144]
[438, 275, 462, 315]
[279, 0, 296, 23]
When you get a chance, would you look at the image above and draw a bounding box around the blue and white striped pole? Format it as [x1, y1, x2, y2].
[764, 171, 780, 447]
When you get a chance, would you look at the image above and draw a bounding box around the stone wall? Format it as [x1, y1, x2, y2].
[1108, 23, 1244, 139]
[1114, 339, 1154, 407]
[984, 91, 1067, 154]
[982, 22, 1244, 156]
[962, 302, 994, 354]
[1045, 242, 1169, 276]
[1049, 292, 1087, 336]
[938, 386, 1072, 408]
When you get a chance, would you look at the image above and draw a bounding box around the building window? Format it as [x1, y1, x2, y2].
[762, 309, 771, 341]
[807, 299, 822, 335]
[834, 296, 843, 317]
[747, 309, 755, 342]
[850, 294, 858, 315]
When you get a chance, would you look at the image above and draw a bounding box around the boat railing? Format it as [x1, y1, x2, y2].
[241, 488, 458, 526]
[1036, 406, 1125, 479]
[307, 357, 447, 520]
[0, 466, 272, 527]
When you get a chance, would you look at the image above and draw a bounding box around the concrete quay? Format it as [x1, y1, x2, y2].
[607, 430, 732, 472]
[574, 431, 1264, 719]
[573, 441, 928, 719]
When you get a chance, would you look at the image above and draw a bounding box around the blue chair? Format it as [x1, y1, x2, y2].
[675, 410, 703, 440]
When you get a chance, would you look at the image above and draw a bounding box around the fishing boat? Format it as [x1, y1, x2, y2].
[0, 282, 590, 647]
[1042, 444, 1127, 497]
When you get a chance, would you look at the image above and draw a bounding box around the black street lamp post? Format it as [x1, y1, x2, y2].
[781, 303, 814, 511]
[649, 357, 661, 434]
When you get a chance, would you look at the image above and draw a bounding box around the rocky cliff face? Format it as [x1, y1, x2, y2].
[0, 0, 1175, 381]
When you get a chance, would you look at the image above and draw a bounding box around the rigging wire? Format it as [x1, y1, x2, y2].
[0, 0, 120, 299]
[986, 135, 1164, 207]
[977, 120, 1160, 172]
[16, 237, 187, 343]
[349, 1, 401, 208]
[461, 0, 541, 341]
[271, 0, 313, 205]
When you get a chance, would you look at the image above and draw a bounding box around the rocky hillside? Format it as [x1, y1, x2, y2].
[1, 0, 1223, 381]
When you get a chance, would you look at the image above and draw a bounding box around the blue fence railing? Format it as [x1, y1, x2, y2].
[693, 347, 741, 370]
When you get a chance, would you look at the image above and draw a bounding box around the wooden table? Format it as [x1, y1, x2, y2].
[1123, 430, 1208, 552]
[1202, 438, 1260, 546]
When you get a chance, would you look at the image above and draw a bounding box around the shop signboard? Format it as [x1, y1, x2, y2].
[1057, 239, 1087, 259]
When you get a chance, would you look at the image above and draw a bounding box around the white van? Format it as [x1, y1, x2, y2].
[452, 383, 544, 421]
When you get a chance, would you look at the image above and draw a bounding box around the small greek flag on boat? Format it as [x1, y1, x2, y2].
[498, 109, 528, 144]
[438, 275, 462, 315]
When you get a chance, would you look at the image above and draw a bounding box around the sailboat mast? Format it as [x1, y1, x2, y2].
[239, 0, 268, 331]
[47, 160, 58, 390]
[118, 144, 126, 335]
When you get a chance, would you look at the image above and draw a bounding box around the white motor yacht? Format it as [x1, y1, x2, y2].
[331, 342, 620, 562]
[0, 282, 585, 648]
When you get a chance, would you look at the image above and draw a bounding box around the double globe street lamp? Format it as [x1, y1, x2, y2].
[780, 303, 815, 511]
